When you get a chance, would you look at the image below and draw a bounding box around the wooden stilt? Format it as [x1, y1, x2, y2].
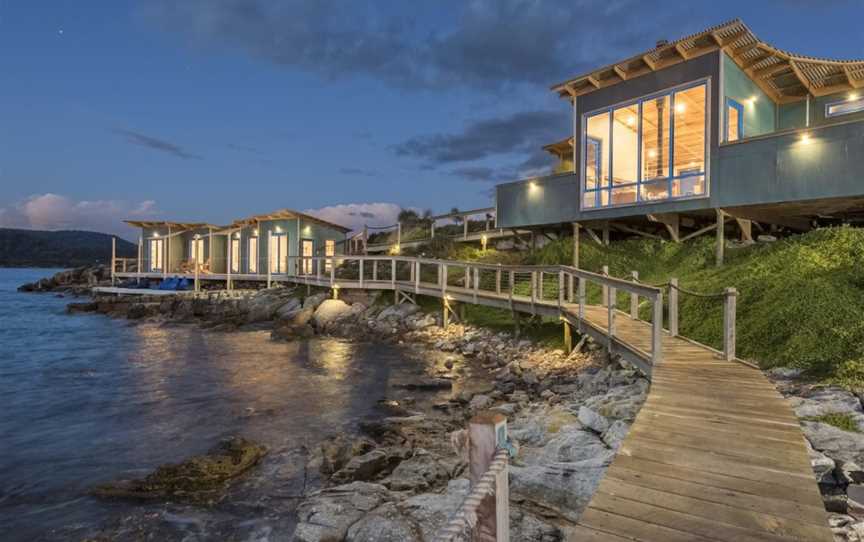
[563, 320, 573, 354]
[602, 222, 610, 246]
[716, 209, 726, 267]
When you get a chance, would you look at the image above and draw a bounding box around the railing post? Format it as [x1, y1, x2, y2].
[195, 259, 200, 292]
[669, 278, 679, 336]
[577, 277, 586, 321]
[530, 271, 537, 307]
[463, 218, 468, 239]
[508, 270, 514, 306]
[607, 284, 616, 347]
[414, 260, 420, 293]
[363, 225, 369, 255]
[469, 412, 509, 542]
[567, 274, 574, 303]
[473, 267, 479, 303]
[724, 287, 737, 361]
[397, 222, 402, 248]
[630, 270, 639, 320]
[652, 291, 664, 366]
[330, 258, 335, 287]
[373, 260, 378, 281]
[431, 222, 435, 239]
[558, 270, 564, 308]
[495, 265, 502, 296]
[391, 258, 397, 290]
[441, 264, 448, 296]
[359, 258, 365, 288]
[538, 271, 544, 300]
[601, 265, 609, 307]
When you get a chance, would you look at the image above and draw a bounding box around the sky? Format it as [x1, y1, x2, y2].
[1, 0, 862, 238]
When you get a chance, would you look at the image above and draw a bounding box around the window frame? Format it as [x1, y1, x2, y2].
[825, 96, 864, 118]
[724, 98, 744, 142]
[579, 78, 710, 212]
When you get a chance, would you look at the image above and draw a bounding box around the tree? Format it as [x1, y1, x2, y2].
[397, 208, 420, 226]
[450, 207, 463, 225]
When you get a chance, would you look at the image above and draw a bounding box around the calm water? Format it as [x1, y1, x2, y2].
[0, 268, 460, 540]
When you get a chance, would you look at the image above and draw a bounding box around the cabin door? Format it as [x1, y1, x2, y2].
[191, 238, 205, 268]
[248, 237, 258, 274]
[269, 234, 288, 274]
[149, 239, 164, 272]
[301, 239, 314, 275]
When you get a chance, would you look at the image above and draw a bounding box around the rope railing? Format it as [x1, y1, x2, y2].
[434, 448, 510, 542]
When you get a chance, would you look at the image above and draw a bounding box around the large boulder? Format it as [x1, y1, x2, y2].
[399, 479, 470, 541]
[384, 450, 451, 492]
[346, 502, 423, 542]
[303, 292, 329, 310]
[791, 388, 864, 418]
[331, 449, 396, 483]
[274, 298, 302, 320]
[578, 406, 610, 434]
[312, 299, 353, 330]
[509, 457, 611, 522]
[802, 421, 864, 464]
[91, 437, 267, 503]
[293, 482, 392, 542]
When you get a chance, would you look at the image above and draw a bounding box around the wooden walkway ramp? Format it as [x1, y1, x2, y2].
[571, 305, 831, 542]
[114, 256, 831, 540]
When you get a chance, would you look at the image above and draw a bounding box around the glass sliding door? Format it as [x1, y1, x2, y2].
[269, 234, 288, 274]
[301, 239, 313, 275]
[581, 80, 708, 210]
[248, 236, 258, 274]
[149, 239, 163, 272]
[230, 237, 240, 273]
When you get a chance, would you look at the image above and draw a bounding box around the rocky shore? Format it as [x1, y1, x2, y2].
[18, 264, 111, 295]
[33, 278, 864, 540]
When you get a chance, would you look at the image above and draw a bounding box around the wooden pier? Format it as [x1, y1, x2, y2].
[113, 255, 830, 540]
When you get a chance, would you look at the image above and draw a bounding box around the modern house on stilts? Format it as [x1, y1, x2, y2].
[495, 18, 864, 265]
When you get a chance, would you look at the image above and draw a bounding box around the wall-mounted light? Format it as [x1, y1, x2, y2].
[747, 96, 758, 107]
[850, 92, 860, 102]
[303, 225, 311, 234]
[193, 234, 201, 240]
[234, 232, 241, 239]
[800, 132, 812, 145]
[253, 228, 259, 236]
[275, 226, 282, 233]
[153, 232, 160, 238]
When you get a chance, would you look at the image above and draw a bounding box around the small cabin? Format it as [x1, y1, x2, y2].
[496, 19, 864, 240]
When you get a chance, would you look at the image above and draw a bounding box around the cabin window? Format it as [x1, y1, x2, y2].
[582, 81, 707, 210]
[725, 98, 743, 142]
[190, 238, 205, 270]
[230, 237, 240, 273]
[301, 239, 314, 275]
[826, 95, 864, 118]
[324, 239, 335, 271]
[248, 236, 258, 273]
[149, 239, 163, 272]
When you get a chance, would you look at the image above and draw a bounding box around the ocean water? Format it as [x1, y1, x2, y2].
[0, 268, 461, 540]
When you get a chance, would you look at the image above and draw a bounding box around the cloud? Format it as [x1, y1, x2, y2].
[112, 128, 201, 160]
[338, 167, 377, 177]
[303, 202, 404, 232]
[0, 193, 159, 237]
[141, 0, 682, 90]
[394, 110, 567, 165]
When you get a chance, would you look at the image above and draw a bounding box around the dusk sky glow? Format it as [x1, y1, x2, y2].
[1, 0, 862, 237]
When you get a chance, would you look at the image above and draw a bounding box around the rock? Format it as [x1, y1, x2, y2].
[840, 461, 864, 485]
[394, 379, 452, 391]
[246, 290, 295, 323]
[809, 447, 837, 486]
[303, 292, 329, 310]
[578, 406, 610, 434]
[791, 388, 863, 418]
[320, 435, 376, 476]
[399, 479, 470, 540]
[377, 304, 421, 322]
[602, 420, 631, 451]
[849, 485, 864, 519]
[490, 403, 517, 417]
[767, 366, 804, 380]
[469, 394, 493, 412]
[274, 298, 302, 320]
[331, 449, 393, 483]
[802, 421, 864, 464]
[91, 437, 267, 503]
[384, 450, 451, 492]
[293, 482, 392, 542]
[346, 502, 422, 542]
[67, 301, 98, 313]
[510, 508, 564, 541]
[509, 456, 611, 522]
[757, 234, 777, 242]
[312, 299, 353, 330]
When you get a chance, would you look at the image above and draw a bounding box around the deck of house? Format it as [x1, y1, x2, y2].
[112, 255, 830, 540]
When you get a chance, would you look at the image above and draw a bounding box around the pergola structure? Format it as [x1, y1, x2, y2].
[224, 208, 351, 233]
[552, 18, 864, 103]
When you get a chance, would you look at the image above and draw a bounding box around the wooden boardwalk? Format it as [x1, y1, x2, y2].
[114, 256, 831, 540]
[570, 305, 831, 542]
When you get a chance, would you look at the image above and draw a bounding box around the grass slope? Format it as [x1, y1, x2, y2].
[425, 228, 864, 384]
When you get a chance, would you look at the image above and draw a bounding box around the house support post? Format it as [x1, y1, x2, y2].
[716, 209, 726, 267]
[602, 222, 610, 246]
[111, 237, 116, 285]
[563, 319, 573, 354]
[736, 217, 753, 242]
[572, 222, 580, 269]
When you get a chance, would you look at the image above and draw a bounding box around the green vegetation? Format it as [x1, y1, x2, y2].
[0, 228, 136, 268]
[807, 413, 861, 433]
[428, 227, 864, 385]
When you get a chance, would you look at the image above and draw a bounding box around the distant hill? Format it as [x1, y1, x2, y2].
[0, 228, 136, 268]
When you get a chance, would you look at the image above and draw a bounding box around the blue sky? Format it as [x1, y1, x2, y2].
[1, 0, 862, 237]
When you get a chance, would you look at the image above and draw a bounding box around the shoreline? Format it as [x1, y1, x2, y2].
[19, 267, 864, 540]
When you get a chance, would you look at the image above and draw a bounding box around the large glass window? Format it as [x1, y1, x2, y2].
[826, 96, 864, 118]
[582, 81, 707, 209]
[726, 98, 742, 142]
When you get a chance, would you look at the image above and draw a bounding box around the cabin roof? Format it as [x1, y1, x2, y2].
[123, 220, 224, 230]
[227, 208, 352, 233]
[552, 18, 864, 104]
[542, 137, 574, 159]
